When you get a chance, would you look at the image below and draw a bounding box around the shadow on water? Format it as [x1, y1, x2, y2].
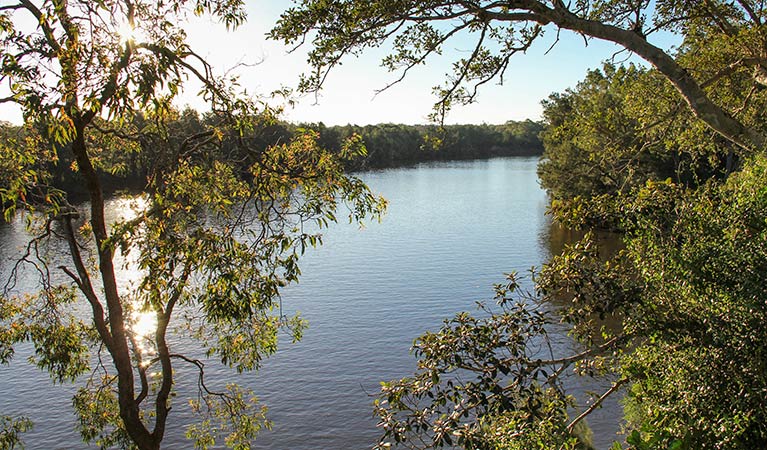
[542, 222, 625, 260]
[539, 221, 628, 449]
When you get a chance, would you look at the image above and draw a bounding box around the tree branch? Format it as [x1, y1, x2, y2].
[129, 333, 150, 406]
[566, 378, 629, 434]
[735, 0, 762, 25]
[18, 0, 62, 54]
[541, 4, 766, 150]
[0, 3, 23, 12]
[60, 213, 114, 352]
[151, 262, 191, 441]
[374, 22, 472, 96]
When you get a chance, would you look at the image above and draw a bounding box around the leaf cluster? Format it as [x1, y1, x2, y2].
[615, 155, 767, 449]
[0, 415, 32, 450]
[374, 273, 611, 449]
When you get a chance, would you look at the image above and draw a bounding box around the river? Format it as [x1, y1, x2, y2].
[0, 156, 622, 449]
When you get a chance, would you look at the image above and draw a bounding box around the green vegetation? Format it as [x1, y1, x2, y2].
[616, 157, 767, 449]
[0, 117, 543, 197]
[0, 2, 384, 450]
[538, 64, 724, 204]
[308, 121, 543, 169]
[0, 416, 32, 450]
[3, 0, 767, 449]
[274, 1, 767, 449]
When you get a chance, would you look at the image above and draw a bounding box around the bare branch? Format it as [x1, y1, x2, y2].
[566, 378, 629, 434]
[0, 3, 23, 12]
[735, 0, 762, 25]
[90, 121, 141, 142]
[506, 335, 625, 369]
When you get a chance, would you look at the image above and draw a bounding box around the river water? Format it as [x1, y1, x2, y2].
[0, 157, 622, 449]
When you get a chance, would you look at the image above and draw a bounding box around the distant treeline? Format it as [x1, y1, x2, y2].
[307, 121, 544, 170]
[1, 111, 543, 196]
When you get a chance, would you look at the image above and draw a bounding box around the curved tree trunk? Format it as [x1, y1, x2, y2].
[547, 7, 766, 152]
[482, 1, 766, 152]
[70, 119, 160, 450]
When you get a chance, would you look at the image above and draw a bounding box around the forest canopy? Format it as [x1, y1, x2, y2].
[0, 116, 543, 197]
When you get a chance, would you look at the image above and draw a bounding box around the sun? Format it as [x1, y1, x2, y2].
[116, 21, 146, 44]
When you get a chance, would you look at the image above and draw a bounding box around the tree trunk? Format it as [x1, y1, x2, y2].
[70, 120, 159, 450]
[544, 7, 766, 152]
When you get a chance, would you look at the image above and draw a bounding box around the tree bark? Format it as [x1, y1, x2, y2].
[70, 119, 158, 450]
[477, 1, 766, 150]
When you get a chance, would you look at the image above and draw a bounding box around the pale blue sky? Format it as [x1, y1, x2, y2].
[1, 1, 679, 126]
[183, 1, 665, 125]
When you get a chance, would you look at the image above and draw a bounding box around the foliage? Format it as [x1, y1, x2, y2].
[536, 9, 767, 441]
[537, 63, 726, 208]
[373, 273, 614, 449]
[0, 124, 63, 221]
[0, 1, 385, 449]
[535, 18, 767, 444]
[374, 157, 767, 449]
[616, 156, 767, 449]
[484, 391, 589, 450]
[0, 415, 32, 450]
[22, 117, 543, 192]
[186, 384, 269, 450]
[537, 23, 767, 230]
[306, 121, 543, 170]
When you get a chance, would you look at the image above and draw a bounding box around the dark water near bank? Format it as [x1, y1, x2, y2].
[0, 157, 622, 449]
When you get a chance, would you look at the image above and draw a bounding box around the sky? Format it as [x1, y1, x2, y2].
[1, 1, 679, 126]
[181, 1, 656, 126]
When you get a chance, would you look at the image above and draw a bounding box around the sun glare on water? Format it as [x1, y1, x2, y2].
[132, 309, 157, 353]
[110, 195, 157, 356]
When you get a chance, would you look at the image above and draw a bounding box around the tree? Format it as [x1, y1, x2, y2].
[301, 122, 543, 169]
[271, 2, 767, 449]
[271, 0, 767, 151]
[533, 5, 767, 226]
[613, 159, 767, 448]
[372, 272, 613, 450]
[536, 62, 736, 229]
[372, 158, 767, 449]
[372, 246, 638, 449]
[0, 1, 385, 449]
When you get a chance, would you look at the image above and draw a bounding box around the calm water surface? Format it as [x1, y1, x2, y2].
[0, 157, 621, 449]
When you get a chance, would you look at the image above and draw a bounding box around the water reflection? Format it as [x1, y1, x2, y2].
[542, 221, 624, 260]
[107, 195, 157, 359]
[539, 220, 627, 448]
